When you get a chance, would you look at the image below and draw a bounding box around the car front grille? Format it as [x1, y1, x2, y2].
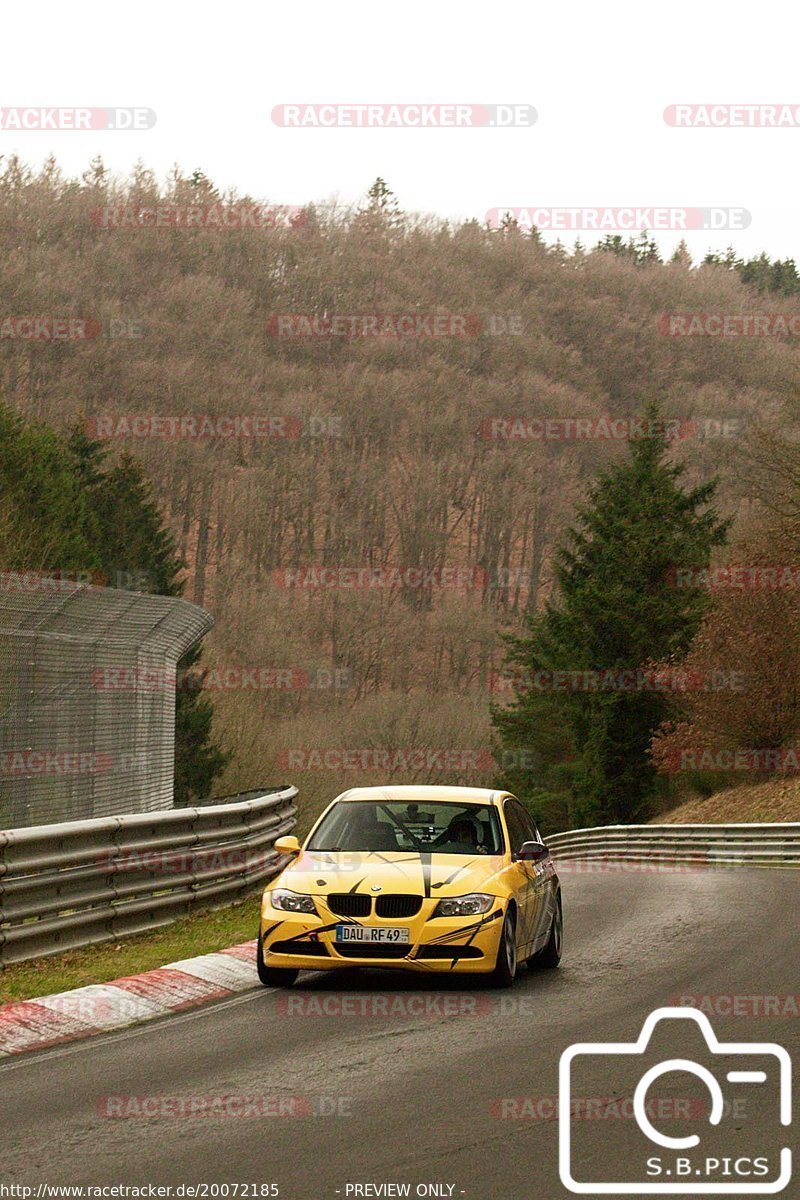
[375, 894, 422, 919]
[326, 894, 371, 917]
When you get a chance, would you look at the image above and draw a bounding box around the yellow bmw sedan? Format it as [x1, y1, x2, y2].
[257, 785, 562, 988]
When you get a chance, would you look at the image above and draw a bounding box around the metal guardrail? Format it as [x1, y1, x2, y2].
[546, 822, 800, 869]
[0, 785, 298, 965]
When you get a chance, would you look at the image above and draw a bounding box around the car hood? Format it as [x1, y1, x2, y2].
[273, 849, 508, 898]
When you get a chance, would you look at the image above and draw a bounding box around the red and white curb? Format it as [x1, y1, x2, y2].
[0, 940, 260, 1057]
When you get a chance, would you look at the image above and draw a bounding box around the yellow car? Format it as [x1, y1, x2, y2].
[257, 785, 562, 988]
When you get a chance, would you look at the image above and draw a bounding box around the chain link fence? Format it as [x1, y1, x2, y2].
[0, 574, 213, 829]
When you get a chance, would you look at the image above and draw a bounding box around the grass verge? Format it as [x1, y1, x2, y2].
[0, 893, 261, 1005]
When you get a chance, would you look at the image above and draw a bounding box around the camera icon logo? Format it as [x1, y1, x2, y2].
[559, 1006, 792, 1194]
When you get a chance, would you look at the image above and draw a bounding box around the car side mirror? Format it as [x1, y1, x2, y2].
[517, 840, 549, 863]
[275, 835, 302, 855]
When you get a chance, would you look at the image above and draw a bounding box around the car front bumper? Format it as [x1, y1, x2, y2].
[259, 894, 505, 973]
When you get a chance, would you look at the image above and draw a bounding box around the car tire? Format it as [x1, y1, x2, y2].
[257, 933, 299, 988]
[488, 908, 517, 988]
[529, 893, 562, 969]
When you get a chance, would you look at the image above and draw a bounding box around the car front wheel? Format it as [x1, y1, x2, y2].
[257, 933, 298, 988]
[488, 908, 517, 988]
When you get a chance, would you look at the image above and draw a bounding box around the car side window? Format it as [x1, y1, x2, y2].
[516, 802, 541, 844]
[503, 800, 528, 856]
[506, 798, 541, 850]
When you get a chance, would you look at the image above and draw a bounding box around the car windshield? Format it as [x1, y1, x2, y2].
[307, 800, 504, 855]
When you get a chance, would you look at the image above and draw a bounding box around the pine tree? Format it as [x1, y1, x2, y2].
[491, 407, 728, 830]
[93, 451, 183, 593]
[0, 403, 97, 571]
[356, 177, 403, 232]
[596, 232, 661, 265]
[174, 662, 232, 804]
[365, 176, 399, 215]
[633, 229, 661, 264]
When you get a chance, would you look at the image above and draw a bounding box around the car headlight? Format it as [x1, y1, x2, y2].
[270, 888, 316, 914]
[433, 893, 494, 918]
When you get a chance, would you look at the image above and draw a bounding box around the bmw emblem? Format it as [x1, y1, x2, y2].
[371, 885, 382, 892]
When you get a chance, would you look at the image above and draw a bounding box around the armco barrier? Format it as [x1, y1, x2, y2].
[546, 822, 800, 869]
[0, 785, 297, 965]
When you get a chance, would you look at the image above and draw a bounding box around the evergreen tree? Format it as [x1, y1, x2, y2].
[365, 176, 399, 215]
[93, 450, 183, 593]
[0, 403, 97, 571]
[596, 233, 632, 259]
[596, 231, 661, 265]
[492, 407, 728, 831]
[174, 660, 232, 804]
[356, 177, 403, 232]
[702, 248, 800, 296]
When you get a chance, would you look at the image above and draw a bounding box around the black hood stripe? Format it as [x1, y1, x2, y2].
[419, 852, 433, 897]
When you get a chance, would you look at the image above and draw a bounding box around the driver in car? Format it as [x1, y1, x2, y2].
[440, 813, 488, 853]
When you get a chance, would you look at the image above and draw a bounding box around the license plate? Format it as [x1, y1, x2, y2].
[336, 925, 410, 944]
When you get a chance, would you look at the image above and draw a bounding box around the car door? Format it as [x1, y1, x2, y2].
[502, 798, 538, 954]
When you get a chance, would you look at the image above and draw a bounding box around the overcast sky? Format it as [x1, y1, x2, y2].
[4, 0, 799, 261]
